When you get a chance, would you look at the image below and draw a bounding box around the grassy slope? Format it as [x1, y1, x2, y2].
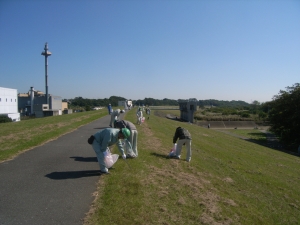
[86, 109, 300, 225]
[0, 110, 107, 162]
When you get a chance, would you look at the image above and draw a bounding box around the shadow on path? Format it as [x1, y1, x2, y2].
[45, 170, 101, 180]
[94, 126, 110, 129]
[70, 156, 98, 162]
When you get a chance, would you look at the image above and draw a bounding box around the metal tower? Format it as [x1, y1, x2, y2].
[41, 42, 52, 105]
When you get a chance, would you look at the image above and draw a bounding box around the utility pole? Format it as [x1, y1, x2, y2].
[41, 42, 52, 105]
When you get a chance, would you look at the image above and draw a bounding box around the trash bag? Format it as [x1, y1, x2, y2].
[104, 149, 119, 168]
[122, 140, 136, 157]
[168, 143, 177, 157]
[141, 117, 145, 123]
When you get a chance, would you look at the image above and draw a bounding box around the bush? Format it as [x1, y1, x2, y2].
[0, 115, 13, 123]
[240, 112, 250, 118]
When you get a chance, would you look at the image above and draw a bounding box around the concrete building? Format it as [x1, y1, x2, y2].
[178, 98, 198, 123]
[18, 87, 65, 118]
[0, 87, 20, 122]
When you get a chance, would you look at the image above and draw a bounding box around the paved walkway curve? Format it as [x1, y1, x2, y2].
[0, 113, 123, 225]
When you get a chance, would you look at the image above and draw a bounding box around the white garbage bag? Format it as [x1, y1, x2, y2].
[168, 143, 177, 157]
[104, 148, 119, 168]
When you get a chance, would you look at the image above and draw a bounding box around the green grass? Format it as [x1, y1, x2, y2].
[0, 110, 107, 161]
[221, 129, 268, 142]
[1, 108, 300, 224]
[86, 109, 300, 225]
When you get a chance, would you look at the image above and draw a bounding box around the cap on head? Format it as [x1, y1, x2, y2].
[121, 128, 130, 139]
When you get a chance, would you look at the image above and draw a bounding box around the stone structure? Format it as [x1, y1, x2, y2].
[178, 98, 198, 123]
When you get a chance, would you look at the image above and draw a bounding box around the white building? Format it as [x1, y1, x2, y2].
[0, 87, 20, 122]
[118, 100, 132, 110]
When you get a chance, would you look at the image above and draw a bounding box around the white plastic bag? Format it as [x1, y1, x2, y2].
[168, 143, 177, 157]
[122, 140, 136, 157]
[104, 149, 119, 168]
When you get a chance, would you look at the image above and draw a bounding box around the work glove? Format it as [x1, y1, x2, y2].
[122, 154, 126, 159]
[103, 151, 108, 157]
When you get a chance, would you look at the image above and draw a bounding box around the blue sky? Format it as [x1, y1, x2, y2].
[1, 0, 299, 103]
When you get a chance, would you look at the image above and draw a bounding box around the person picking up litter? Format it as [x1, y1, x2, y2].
[109, 109, 124, 127]
[171, 127, 192, 162]
[88, 128, 131, 174]
[114, 119, 138, 158]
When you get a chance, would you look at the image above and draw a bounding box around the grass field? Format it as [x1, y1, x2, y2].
[1, 109, 300, 224]
[86, 109, 300, 225]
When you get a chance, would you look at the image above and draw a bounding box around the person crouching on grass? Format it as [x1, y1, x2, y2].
[89, 128, 130, 174]
[172, 127, 192, 162]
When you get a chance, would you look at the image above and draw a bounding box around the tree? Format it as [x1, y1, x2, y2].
[268, 83, 300, 151]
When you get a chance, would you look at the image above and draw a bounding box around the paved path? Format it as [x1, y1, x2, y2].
[0, 113, 123, 225]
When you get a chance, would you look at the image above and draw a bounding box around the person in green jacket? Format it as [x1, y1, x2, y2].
[114, 119, 138, 158]
[90, 128, 130, 174]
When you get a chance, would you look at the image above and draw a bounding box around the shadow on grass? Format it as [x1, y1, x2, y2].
[151, 152, 169, 159]
[45, 170, 102, 180]
[236, 132, 299, 158]
[70, 156, 98, 162]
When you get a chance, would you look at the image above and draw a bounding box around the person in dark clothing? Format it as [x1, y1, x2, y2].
[172, 127, 192, 162]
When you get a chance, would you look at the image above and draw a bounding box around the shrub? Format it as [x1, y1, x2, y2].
[0, 115, 13, 123]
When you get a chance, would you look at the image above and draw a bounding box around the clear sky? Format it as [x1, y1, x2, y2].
[0, 0, 299, 103]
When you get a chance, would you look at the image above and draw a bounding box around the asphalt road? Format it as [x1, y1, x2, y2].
[0, 113, 123, 225]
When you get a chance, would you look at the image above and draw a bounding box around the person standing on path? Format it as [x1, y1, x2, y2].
[172, 127, 192, 162]
[89, 128, 131, 174]
[114, 120, 138, 158]
[109, 109, 123, 127]
[107, 104, 112, 114]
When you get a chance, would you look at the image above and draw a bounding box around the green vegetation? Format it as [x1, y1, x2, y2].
[198, 99, 249, 108]
[66, 96, 127, 111]
[86, 109, 300, 225]
[1, 107, 300, 224]
[268, 83, 300, 150]
[0, 110, 106, 162]
[67, 96, 179, 110]
[221, 129, 268, 143]
[0, 115, 12, 123]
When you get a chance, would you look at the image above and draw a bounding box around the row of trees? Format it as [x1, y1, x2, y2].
[198, 100, 250, 108]
[67, 97, 251, 109]
[65, 97, 179, 109]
